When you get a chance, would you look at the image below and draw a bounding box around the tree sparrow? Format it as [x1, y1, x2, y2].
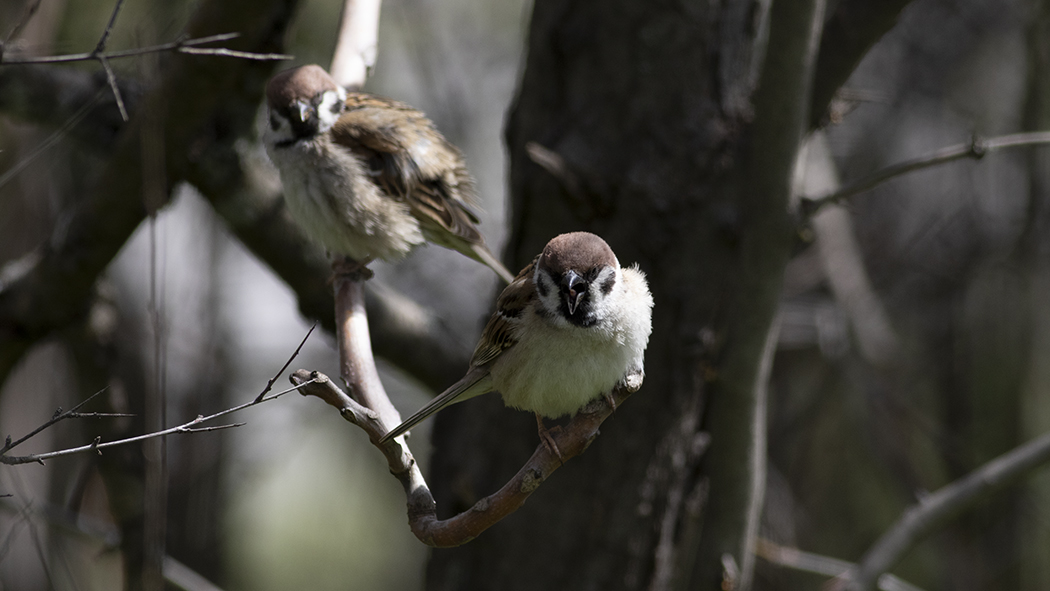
[262, 65, 514, 283]
[379, 232, 654, 444]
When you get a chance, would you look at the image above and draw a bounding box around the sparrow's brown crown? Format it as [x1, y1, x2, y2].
[266, 65, 340, 108]
[539, 232, 617, 276]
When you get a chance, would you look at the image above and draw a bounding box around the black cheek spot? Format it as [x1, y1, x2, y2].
[600, 275, 615, 295]
[269, 114, 280, 131]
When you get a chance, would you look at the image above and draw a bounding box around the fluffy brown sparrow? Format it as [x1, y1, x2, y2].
[262, 65, 514, 283]
[378, 232, 654, 444]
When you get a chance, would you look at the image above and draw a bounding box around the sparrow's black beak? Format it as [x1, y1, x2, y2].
[562, 270, 587, 315]
[289, 100, 319, 138]
[293, 100, 316, 123]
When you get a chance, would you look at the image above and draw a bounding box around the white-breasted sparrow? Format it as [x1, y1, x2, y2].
[379, 231, 654, 444]
[262, 64, 513, 282]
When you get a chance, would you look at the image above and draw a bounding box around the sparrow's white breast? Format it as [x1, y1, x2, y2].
[492, 265, 653, 417]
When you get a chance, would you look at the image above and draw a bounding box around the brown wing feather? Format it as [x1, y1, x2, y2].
[332, 92, 514, 282]
[470, 257, 537, 366]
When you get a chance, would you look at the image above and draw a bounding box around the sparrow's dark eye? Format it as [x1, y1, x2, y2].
[269, 114, 280, 131]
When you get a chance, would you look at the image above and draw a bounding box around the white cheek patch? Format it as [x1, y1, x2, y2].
[587, 266, 620, 317]
[315, 88, 347, 134]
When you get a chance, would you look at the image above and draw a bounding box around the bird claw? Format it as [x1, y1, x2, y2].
[536, 414, 564, 463]
[622, 369, 644, 393]
[330, 256, 375, 282]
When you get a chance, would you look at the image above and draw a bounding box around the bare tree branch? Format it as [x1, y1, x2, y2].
[1, 388, 109, 455]
[840, 430, 1050, 591]
[801, 132, 1050, 215]
[334, 276, 403, 428]
[293, 368, 637, 547]
[1, 372, 314, 466]
[255, 323, 316, 403]
[1, 323, 316, 465]
[92, 0, 130, 120]
[754, 538, 924, 591]
[328, 0, 382, 88]
[0, 33, 291, 65]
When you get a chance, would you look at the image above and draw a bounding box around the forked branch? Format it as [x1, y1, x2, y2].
[0, 326, 318, 466]
[292, 362, 633, 547]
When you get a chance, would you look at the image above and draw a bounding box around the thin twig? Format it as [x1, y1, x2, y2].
[94, 0, 127, 55]
[91, 0, 129, 121]
[256, 323, 316, 403]
[0, 380, 313, 465]
[0, 32, 292, 65]
[176, 46, 292, 61]
[97, 54, 128, 121]
[178, 423, 245, 433]
[801, 131, 1050, 215]
[1, 325, 318, 466]
[1, 389, 108, 455]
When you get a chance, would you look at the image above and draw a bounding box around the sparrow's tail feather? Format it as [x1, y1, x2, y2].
[471, 244, 515, 284]
[378, 367, 493, 443]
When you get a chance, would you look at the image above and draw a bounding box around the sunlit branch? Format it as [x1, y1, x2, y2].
[0, 33, 292, 66]
[329, 0, 382, 88]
